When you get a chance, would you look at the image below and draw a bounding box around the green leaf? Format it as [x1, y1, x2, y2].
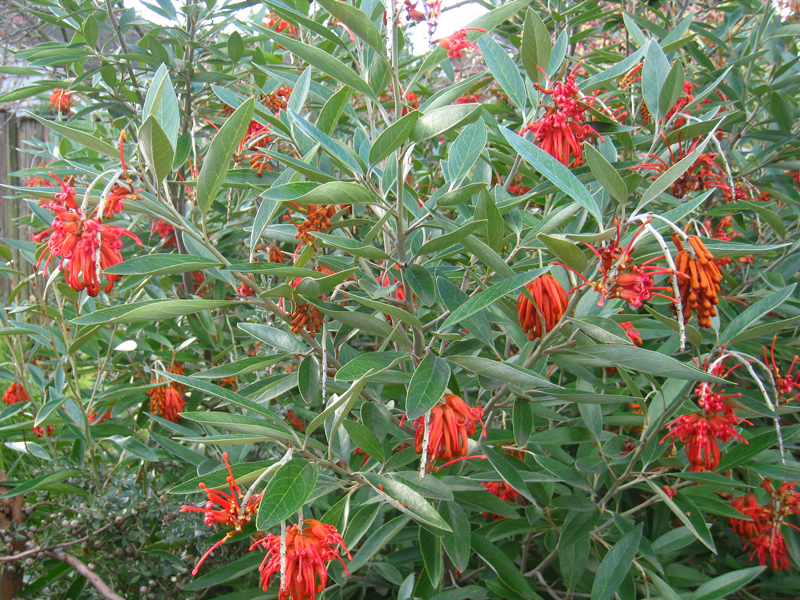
[237, 323, 309, 354]
[716, 426, 800, 472]
[306, 375, 369, 439]
[142, 63, 179, 148]
[434, 182, 487, 207]
[521, 8, 551, 83]
[721, 284, 796, 346]
[103, 254, 222, 276]
[585, 145, 627, 205]
[71, 300, 236, 326]
[435, 276, 494, 348]
[345, 293, 422, 329]
[406, 353, 451, 420]
[298, 355, 320, 403]
[168, 459, 276, 494]
[419, 528, 444, 588]
[447, 356, 560, 389]
[539, 234, 588, 272]
[256, 459, 318, 529]
[440, 267, 549, 331]
[513, 400, 533, 446]
[440, 501, 471, 571]
[645, 480, 716, 553]
[471, 534, 538, 600]
[642, 38, 670, 121]
[109, 435, 159, 462]
[343, 420, 385, 463]
[0, 470, 82, 498]
[335, 352, 411, 381]
[591, 524, 642, 600]
[565, 346, 726, 383]
[149, 431, 206, 466]
[196, 98, 254, 215]
[263, 180, 374, 206]
[500, 127, 603, 226]
[228, 31, 244, 63]
[688, 566, 765, 600]
[349, 515, 410, 572]
[311, 232, 389, 260]
[263, 30, 377, 100]
[316, 0, 384, 54]
[359, 473, 451, 532]
[659, 62, 685, 119]
[369, 110, 421, 166]
[417, 220, 487, 256]
[412, 104, 483, 142]
[27, 112, 118, 159]
[289, 110, 365, 175]
[482, 444, 534, 503]
[139, 115, 174, 182]
[478, 36, 526, 112]
[194, 357, 287, 379]
[318, 86, 352, 135]
[568, 317, 632, 345]
[181, 552, 261, 591]
[448, 120, 487, 184]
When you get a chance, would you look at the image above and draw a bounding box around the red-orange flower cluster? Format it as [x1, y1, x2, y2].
[2, 382, 29, 406]
[520, 63, 601, 167]
[49, 88, 73, 113]
[181, 452, 262, 575]
[150, 219, 177, 248]
[673, 235, 722, 329]
[250, 519, 351, 600]
[436, 28, 486, 59]
[413, 393, 484, 461]
[33, 173, 142, 296]
[661, 382, 748, 472]
[517, 273, 569, 341]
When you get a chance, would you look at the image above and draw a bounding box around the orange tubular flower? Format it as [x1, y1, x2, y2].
[414, 393, 484, 462]
[517, 273, 569, 341]
[285, 409, 305, 432]
[269, 245, 284, 264]
[436, 28, 486, 59]
[148, 364, 186, 422]
[49, 88, 73, 113]
[730, 493, 769, 542]
[2, 382, 29, 406]
[181, 452, 262, 575]
[249, 519, 351, 600]
[219, 377, 238, 391]
[619, 321, 642, 346]
[673, 235, 722, 329]
[286, 204, 336, 249]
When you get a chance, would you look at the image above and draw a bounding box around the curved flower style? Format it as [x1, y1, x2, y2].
[517, 273, 569, 341]
[181, 452, 262, 575]
[619, 321, 642, 346]
[414, 393, 484, 461]
[746, 528, 791, 570]
[2, 382, 29, 406]
[673, 235, 722, 329]
[763, 335, 800, 403]
[249, 519, 351, 600]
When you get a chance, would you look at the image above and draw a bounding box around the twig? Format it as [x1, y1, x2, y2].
[44, 550, 125, 600]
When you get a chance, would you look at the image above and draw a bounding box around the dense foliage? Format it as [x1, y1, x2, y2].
[1, 0, 800, 598]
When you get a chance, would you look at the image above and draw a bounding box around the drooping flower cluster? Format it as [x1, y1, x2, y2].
[520, 63, 601, 167]
[286, 204, 336, 249]
[413, 393, 484, 461]
[517, 273, 570, 341]
[181, 452, 262, 575]
[147, 363, 187, 422]
[249, 519, 351, 600]
[33, 170, 142, 297]
[661, 381, 749, 472]
[673, 234, 722, 329]
[2, 382, 29, 406]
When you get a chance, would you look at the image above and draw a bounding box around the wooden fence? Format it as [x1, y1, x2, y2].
[0, 111, 49, 303]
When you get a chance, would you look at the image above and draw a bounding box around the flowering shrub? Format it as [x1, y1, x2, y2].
[1, 0, 800, 598]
